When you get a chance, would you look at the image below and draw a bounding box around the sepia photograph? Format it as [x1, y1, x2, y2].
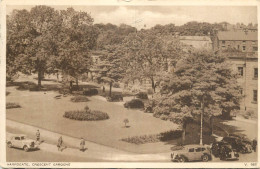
[0, 0, 259, 166]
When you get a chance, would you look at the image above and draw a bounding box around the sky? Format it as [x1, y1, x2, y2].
[7, 5, 257, 29]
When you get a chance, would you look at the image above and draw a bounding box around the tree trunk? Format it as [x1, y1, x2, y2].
[76, 78, 79, 90]
[182, 122, 186, 144]
[210, 116, 214, 135]
[38, 69, 42, 89]
[151, 77, 155, 93]
[109, 82, 112, 97]
[200, 97, 205, 145]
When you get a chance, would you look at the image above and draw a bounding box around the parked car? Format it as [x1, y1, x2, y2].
[219, 144, 239, 161]
[6, 134, 38, 152]
[171, 144, 211, 162]
[222, 136, 252, 153]
[229, 133, 253, 146]
[211, 141, 239, 160]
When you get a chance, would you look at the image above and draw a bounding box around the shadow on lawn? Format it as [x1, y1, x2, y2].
[163, 117, 245, 148]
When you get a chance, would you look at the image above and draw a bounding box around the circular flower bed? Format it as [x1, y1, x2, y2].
[64, 106, 109, 121]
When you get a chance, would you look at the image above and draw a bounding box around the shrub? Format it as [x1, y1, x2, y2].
[121, 129, 182, 144]
[83, 88, 98, 96]
[123, 118, 129, 127]
[136, 92, 148, 99]
[70, 96, 89, 102]
[113, 82, 120, 88]
[17, 82, 37, 91]
[6, 102, 21, 109]
[63, 106, 109, 121]
[106, 94, 123, 102]
[124, 99, 144, 109]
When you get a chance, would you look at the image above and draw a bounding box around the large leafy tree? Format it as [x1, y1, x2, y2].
[150, 50, 242, 142]
[7, 6, 61, 87]
[123, 30, 185, 92]
[57, 8, 98, 87]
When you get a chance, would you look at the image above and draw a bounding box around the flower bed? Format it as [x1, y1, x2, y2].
[64, 106, 109, 121]
[70, 96, 89, 102]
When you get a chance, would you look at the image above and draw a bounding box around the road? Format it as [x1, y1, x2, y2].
[6, 118, 257, 162]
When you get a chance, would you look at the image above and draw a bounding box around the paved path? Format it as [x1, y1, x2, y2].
[6, 119, 170, 162]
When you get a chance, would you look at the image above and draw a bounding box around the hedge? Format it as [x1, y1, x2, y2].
[6, 102, 21, 109]
[106, 94, 123, 102]
[70, 96, 89, 102]
[83, 88, 98, 96]
[124, 99, 144, 109]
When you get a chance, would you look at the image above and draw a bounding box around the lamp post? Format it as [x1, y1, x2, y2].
[200, 95, 205, 145]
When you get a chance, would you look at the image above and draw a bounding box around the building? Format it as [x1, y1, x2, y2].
[214, 30, 258, 53]
[179, 36, 213, 50]
[227, 52, 258, 113]
[214, 30, 258, 114]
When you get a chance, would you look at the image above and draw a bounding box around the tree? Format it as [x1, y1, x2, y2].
[150, 50, 242, 144]
[123, 118, 129, 127]
[7, 6, 61, 87]
[56, 8, 98, 88]
[123, 31, 184, 92]
[95, 45, 126, 96]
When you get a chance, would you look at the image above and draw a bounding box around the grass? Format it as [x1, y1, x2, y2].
[70, 96, 89, 102]
[6, 85, 178, 153]
[6, 102, 21, 109]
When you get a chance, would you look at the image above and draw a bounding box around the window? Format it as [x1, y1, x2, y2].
[240, 89, 243, 95]
[242, 46, 246, 51]
[195, 148, 202, 152]
[238, 67, 243, 76]
[243, 40, 246, 44]
[237, 45, 240, 49]
[252, 41, 256, 45]
[15, 137, 20, 140]
[253, 47, 258, 52]
[254, 68, 258, 79]
[189, 148, 194, 152]
[253, 90, 257, 102]
[222, 41, 225, 44]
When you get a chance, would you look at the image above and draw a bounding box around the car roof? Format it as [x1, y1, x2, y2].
[12, 134, 26, 137]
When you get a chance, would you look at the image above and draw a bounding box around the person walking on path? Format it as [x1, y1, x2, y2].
[80, 138, 86, 152]
[57, 136, 66, 152]
[36, 130, 40, 144]
[253, 138, 257, 152]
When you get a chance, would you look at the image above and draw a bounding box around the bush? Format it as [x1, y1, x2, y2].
[124, 99, 144, 109]
[106, 94, 123, 102]
[121, 129, 182, 144]
[113, 82, 120, 88]
[136, 92, 148, 99]
[6, 102, 21, 109]
[64, 106, 109, 121]
[17, 82, 37, 91]
[83, 88, 98, 96]
[70, 96, 89, 102]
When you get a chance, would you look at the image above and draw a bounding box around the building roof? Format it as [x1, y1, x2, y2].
[179, 36, 212, 42]
[217, 30, 258, 41]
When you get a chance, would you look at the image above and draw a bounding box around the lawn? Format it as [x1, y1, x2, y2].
[6, 85, 179, 154]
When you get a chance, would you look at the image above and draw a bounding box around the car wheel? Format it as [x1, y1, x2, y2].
[23, 145, 29, 152]
[202, 154, 209, 162]
[178, 156, 186, 162]
[7, 142, 12, 148]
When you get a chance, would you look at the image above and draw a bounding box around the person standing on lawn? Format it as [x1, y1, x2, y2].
[36, 130, 40, 143]
[80, 138, 85, 152]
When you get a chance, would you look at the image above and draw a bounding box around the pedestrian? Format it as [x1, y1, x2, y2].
[36, 130, 40, 143]
[57, 136, 66, 152]
[253, 138, 257, 152]
[80, 137, 86, 152]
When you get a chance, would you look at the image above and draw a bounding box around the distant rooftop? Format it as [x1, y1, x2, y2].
[217, 30, 258, 41]
[179, 36, 212, 42]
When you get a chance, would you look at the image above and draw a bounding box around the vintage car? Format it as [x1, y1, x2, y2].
[222, 136, 252, 153]
[171, 144, 211, 162]
[211, 141, 239, 160]
[6, 134, 38, 152]
[219, 144, 239, 160]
